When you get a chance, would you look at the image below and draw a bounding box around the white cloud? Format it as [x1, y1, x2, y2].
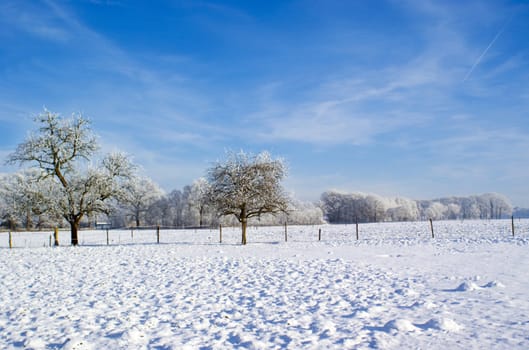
[238, 0, 522, 152]
[248, 54, 455, 146]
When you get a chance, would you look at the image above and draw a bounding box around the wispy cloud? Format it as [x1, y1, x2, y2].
[247, 47, 459, 146]
[0, 0, 230, 183]
[0, 1, 71, 42]
[2, 0, 225, 136]
[238, 0, 524, 154]
[2, 0, 529, 204]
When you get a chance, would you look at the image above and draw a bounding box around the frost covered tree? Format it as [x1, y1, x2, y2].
[0, 171, 33, 229]
[0, 169, 56, 230]
[320, 191, 389, 223]
[142, 182, 219, 228]
[365, 194, 386, 222]
[147, 188, 188, 227]
[120, 176, 163, 227]
[320, 190, 512, 223]
[320, 191, 345, 223]
[7, 110, 135, 245]
[145, 193, 173, 227]
[424, 202, 447, 220]
[282, 198, 324, 225]
[321, 191, 421, 223]
[207, 151, 289, 245]
[481, 193, 512, 219]
[188, 177, 212, 227]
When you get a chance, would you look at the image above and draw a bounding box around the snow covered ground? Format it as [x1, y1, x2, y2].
[1, 220, 529, 349]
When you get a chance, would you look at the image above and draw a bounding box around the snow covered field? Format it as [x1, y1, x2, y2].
[1, 220, 529, 349]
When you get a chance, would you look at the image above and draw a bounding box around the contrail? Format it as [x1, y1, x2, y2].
[463, 18, 511, 82]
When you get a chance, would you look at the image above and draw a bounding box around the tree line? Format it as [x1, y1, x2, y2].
[0, 110, 324, 245]
[320, 190, 513, 224]
[0, 162, 325, 233]
[0, 109, 518, 245]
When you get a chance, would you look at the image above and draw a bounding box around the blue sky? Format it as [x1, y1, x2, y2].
[1, 0, 529, 206]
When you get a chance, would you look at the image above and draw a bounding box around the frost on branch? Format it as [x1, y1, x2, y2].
[7, 109, 136, 245]
[0, 169, 58, 230]
[320, 190, 513, 223]
[8, 110, 98, 183]
[207, 151, 289, 245]
[120, 176, 164, 227]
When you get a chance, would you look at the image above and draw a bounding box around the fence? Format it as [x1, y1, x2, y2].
[1, 219, 528, 249]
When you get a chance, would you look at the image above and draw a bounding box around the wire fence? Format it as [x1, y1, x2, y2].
[1, 219, 528, 249]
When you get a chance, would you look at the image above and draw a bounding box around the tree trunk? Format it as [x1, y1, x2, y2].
[70, 219, 81, 246]
[241, 219, 247, 245]
[240, 206, 247, 245]
[26, 208, 32, 231]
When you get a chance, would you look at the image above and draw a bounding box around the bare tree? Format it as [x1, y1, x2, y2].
[207, 151, 289, 245]
[7, 109, 135, 245]
[189, 177, 212, 227]
[120, 176, 163, 227]
[0, 169, 57, 230]
[365, 194, 386, 222]
[320, 191, 347, 223]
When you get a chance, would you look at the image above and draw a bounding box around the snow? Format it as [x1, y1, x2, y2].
[1, 219, 529, 349]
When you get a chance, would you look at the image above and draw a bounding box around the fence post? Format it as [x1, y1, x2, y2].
[429, 218, 434, 238]
[219, 224, 223, 243]
[54, 227, 60, 246]
[284, 222, 288, 242]
[106, 229, 109, 246]
[131, 228, 134, 241]
[157, 225, 160, 244]
[356, 219, 359, 240]
[318, 228, 321, 241]
[511, 216, 515, 237]
[49, 235, 52, 247]
[9, 231, 12, 249]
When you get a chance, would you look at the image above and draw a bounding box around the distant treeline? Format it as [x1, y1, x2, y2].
[320, 191, 514, 224]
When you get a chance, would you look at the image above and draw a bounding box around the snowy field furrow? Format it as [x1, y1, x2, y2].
[1, 220, 529, 349]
